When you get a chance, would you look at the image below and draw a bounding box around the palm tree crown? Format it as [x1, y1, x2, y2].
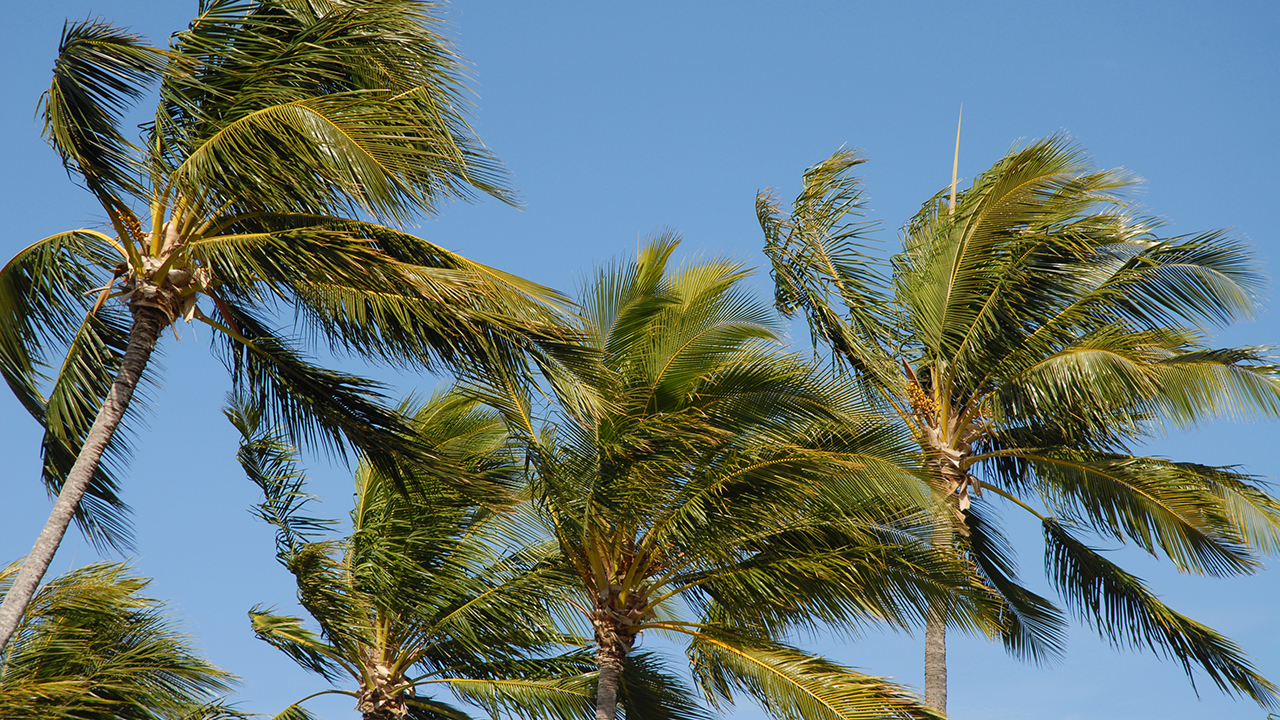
[0, 561, 238, 719]
[0, 0, 583, 651]
[760, 136, 1280, 712]
[472, 234, 990, 720]
[233, 390, 598, 720]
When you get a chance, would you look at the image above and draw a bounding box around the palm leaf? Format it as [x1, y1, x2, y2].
[0, 562, 234, 719]
[247, 608, 346, 682]
[158, 0, 509, 223]
[41, 19, 165, 202]
[961, 502, 1067, 663]
[215, 301, 428, 490]
[1043, 518, 1278, 708]
[0, 230, 145, 550]
[684, 630, 943, 720]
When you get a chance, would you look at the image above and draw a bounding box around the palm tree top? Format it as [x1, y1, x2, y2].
[760, 135, 1280, 710]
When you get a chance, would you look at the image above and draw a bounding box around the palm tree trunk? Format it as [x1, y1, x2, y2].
[0, 305, 165, 653]
[924, 515, 951, 713]
[924, 611, 946, 712]
[594, 622, 630, 720]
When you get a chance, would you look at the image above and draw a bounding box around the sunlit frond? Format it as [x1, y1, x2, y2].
[685, 630, 943, 720]
[41, 20, 165, 202]
[0, 562, 235, 719]
[1044, 520, 1278, 708]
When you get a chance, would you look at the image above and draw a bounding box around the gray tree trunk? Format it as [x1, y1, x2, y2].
[924, 517, 952, 713]
[924, 611, 947, 712]
[594, 622, 629, 720]
[0, 305, 164, 653]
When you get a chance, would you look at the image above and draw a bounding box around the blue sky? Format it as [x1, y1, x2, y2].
[2, 2, 1278, 719]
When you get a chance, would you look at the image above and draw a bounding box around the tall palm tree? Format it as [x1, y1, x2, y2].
[0, 0, 584, 651]
[0, 560, 239, 719]
[759, 136, 1280, 713]
[232, 390, 601, 720]
[472, 234, 994, 720]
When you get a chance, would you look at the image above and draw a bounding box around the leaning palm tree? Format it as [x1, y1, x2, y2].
[233, 390, 608, 720]
[471, 234, 995, 720]
[0, 0, 585, 651]
[0, 560, 240, 719]
[759, 136, 1280, 713]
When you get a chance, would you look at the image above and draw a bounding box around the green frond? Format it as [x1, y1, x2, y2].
[0, 230, 147, 550]
[0, 562, 235, 719]
[1192, 465, 1280, 557]
[897, 135, 1135, 368]
[247, 608, 346, 682]
[441, 675, 593, 720]
[962, 503, 1067, 664]
[685, 631, 942, 720]
[0, 230, 125, 419]
[41, 19, 165, 202]
[1152, 346, 1280, 425]
[1019, 451, 1259, 577]
[680, 518, 964, 638]
[404, 694, 476, 720]
[159, 0, 510, 222]
[759, 148, 895, 384]
[615, 651, 714, 720]
[227, 394, 337, 557]
[214, 301, 428, 491]
[265, 703, 325, 720]
[194, 217, 595, 413]
[1043, 520, 1279, 708]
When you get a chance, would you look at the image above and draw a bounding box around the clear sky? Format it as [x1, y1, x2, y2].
[2, 2, 1278, 719]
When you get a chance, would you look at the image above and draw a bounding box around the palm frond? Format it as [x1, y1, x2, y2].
[440, 675, 593, 720]
[214, 301, 428, 490]
[41, 19, 165, 202]
[1021, 452, 1258, 577]
[0, 562, 235, 719]
[159, 0, 510, 223]
[1151, 345, 1280, 425]
[0, 230, 146, 550]
[227, 394, 336, 557]
[962, 503, 1067, 663]
[684, 630, 942, 720]
[614, 651, 713, 720]
[759, 148, 895, 386]
[1043, 519, 1279, 708]
[247, 608, 346, 682]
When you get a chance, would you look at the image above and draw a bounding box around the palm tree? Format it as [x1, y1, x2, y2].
[759, 136, 1280, 713]
[0, 560, 239, 719]
[0, 0, 584, 651]
[471, 234, 993, 720]
[233, 390, 606, 720]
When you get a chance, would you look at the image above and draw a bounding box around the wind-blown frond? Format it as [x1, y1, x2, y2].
[760, 149, 894, 383]
[216, 302, 427, 488]
[248, 608, 346, 682]
[1022, 451, 1258, 577]
[0, 562, 235, 719]
[193, 216, 586, 377]
[41, 20, 165, 201]
[228, 395, 337, 557]
[158, 0, 510, 223]
[962, 503, 1067, 663]
[685, 630, 943, 720]
[615, 651, 713, 720]
[1043, 519, 1278, 708]
[0, 230, 147, 550]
